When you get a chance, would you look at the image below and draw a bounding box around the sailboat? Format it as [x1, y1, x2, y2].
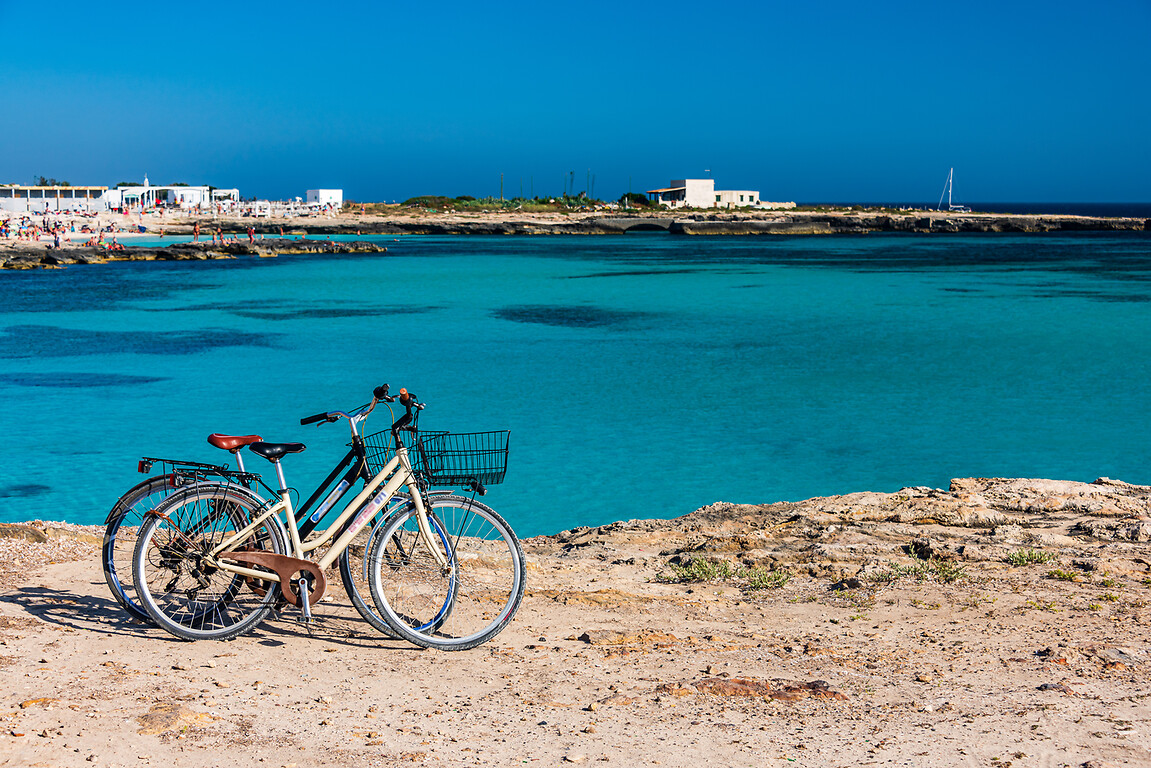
[937, 168, 971, 212]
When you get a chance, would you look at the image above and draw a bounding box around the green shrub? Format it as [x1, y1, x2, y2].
[657, 558, 790, 591]
[1005, 548, 1056, 566]
[745, 568, 791, 590]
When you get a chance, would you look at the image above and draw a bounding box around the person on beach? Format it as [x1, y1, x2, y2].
[216, 226, 223, 244]
[247, 226, 254, 243]
[193, 221, 200, 242]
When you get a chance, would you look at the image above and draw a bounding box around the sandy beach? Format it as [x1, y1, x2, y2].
[1, 476, 1148, 767]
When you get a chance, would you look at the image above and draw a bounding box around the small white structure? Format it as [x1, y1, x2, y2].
[307, 189, 343, 207]
[646, 178, 793, 210]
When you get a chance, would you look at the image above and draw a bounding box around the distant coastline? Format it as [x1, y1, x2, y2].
[802, 202, 1151, 219]
[2, 207, 1148, 270]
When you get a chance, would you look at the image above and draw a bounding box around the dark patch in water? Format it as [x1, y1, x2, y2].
[570, 268, 704, 279]
[0, 483, 51, 499]
[0, 325, 275, 359]
[151, 302, 440, 320]
[1032, 290, 1151, 303]
[0, 269, 220, 313]
[0, 373, 168, 388]
[232, 306, 440, 321]
[492, 305, 650, 329]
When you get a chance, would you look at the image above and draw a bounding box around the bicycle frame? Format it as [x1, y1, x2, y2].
[204, 442, 448, 589]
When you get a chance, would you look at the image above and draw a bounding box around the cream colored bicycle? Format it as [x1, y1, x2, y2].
[131, 384, 524, 650]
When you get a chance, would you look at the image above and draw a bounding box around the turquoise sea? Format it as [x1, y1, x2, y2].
[2, 231, 1150, 537]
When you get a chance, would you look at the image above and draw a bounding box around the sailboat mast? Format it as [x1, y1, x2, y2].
[937, 167, 954, 211]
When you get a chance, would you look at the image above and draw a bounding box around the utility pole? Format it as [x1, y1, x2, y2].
[500, 173, 504, 201]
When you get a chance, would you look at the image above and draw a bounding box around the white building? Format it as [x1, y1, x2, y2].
[646, 178, 790, 210]
[307, 189, 343, 207]
[0, 185, 108, 213]
[101, 177, 239, 211]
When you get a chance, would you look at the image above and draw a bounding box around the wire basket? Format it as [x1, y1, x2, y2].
[361, 430, 439, 476]
[362, 430, 509, 487]
[416, 431, 510, 487]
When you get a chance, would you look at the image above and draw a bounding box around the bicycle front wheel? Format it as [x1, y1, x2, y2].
[103, 475, 176, 623]
[133, 485, 285, 641]
[368, 495, 525, 651]
[339, 503, 455, 639]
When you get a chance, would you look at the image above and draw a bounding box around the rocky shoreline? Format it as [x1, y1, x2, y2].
[352, 211, 1151, 237]
[2, 210, 1147, 270]
[0, 476, 1148, 766]
[0, 238, 388, 270]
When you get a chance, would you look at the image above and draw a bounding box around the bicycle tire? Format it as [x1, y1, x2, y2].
[338, 505, 455, 639]
[102, 475, 176, 623]
[368, 495, 524, 651]
[133, 484, 286, 641]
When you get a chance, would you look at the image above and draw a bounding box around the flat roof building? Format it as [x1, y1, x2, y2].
[0, 185, 108, 213]
[307, 189, 343, 207]
[647, 179, 760, 209]
[646, 178, 793, 210]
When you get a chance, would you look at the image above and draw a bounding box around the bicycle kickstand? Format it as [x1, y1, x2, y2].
[297, 577, 315, 634]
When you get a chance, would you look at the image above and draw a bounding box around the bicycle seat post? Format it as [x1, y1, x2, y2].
[272, 460, 288, 493]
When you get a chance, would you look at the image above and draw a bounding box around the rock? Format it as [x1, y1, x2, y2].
[907, 538, 935, 559]
[136, 702, 212, 735]
[654, 677, 847, 702]
[577, 629, 678, 646]
[19, 697, 58, 709]
[0, 524, 49, 543]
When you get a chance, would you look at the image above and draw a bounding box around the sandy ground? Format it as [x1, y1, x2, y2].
[1, 477, 1149, 768]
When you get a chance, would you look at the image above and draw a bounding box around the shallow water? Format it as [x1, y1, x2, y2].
[2, 232, 1150, 536]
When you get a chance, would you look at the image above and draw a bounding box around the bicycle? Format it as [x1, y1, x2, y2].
[106, 421, 420, 636]
[101, 434, 265, 624]
[131, 385, 525, 650]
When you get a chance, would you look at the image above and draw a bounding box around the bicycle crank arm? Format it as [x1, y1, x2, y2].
[225, 552, 328, 607]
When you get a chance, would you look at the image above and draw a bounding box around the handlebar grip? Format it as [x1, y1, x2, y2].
[300, 412, 329, 425]
[373, 384, 389, 400]
[399, 388, 411, 406]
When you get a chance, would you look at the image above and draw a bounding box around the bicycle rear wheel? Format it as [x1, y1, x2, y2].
[133, 485, 285, 641]
[103, 475, 175, 623]
[368, 495, 524, 651]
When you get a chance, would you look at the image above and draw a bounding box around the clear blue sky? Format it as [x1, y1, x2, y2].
[2, 0, 1148, 203]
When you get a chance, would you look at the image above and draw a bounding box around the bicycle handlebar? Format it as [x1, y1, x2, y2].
[299, 384, 424, 435]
